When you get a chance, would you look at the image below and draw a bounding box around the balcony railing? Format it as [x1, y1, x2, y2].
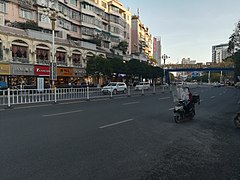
[57, 61, 67, 66]
[36, 59, 50, 65]
[12, 57, 29, 64]
[72, 62, 82, 67]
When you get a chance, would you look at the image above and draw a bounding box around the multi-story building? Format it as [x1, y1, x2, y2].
[181, 58, 196, 65]
[131, 15, 152, 61]
[79, 0, 131, 53]
[212, 43, 231, 63]
[0, 0, 132, 87]
[153, 37, 161, 66]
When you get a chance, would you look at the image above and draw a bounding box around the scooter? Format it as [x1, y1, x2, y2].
[174, 100, 195, 123]
[234, 112, 240, 128]
[173, 94, 200, 123]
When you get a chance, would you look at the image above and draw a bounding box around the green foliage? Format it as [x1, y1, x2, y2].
[233, 51, 240, 80]
[228, 20, 240, 54]
[86, 55, 111, 76]
[114, 41, 128, 54]
[11, 20, 42, 31]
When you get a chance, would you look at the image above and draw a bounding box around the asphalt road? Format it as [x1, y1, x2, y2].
[0, 86, 240, 180]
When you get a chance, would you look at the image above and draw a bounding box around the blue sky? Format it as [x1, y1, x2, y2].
[120, 0, 240, 63]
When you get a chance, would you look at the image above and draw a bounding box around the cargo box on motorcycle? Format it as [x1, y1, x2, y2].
[192, 94, 200, 104]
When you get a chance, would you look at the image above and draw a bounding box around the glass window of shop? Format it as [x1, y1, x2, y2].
[72, 53, 82, 67]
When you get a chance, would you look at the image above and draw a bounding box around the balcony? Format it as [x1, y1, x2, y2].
[72, 62, 82, 67]
[36, 59, 50, 65]
[57, 61, 68, 66]
[12, 57, 29, 64]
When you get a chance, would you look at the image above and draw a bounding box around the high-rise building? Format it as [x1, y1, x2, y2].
[131, 14, 152, 59]
[212, 43, 231, 63]
[153, 37, 161, 65]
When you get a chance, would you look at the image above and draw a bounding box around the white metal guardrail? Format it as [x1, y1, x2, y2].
[0, 85, 180, 108]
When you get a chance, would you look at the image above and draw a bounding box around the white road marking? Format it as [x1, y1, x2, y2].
[59, 101, 86, 105]
[159, 97, 171, 100]
[169, 107, 174, 111]
[99, 119, 134, 129]
[211, 96, 215, 99]
[43, 110, 83, 117]
[14, 104, 52, 110]
[122, 101, 140, 106]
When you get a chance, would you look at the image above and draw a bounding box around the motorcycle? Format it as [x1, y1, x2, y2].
[233, 112, 240, 128]
[173, 94, 200, 123]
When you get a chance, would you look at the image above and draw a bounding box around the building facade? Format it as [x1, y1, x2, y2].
[0, 0, 133, 87]
[131, 15, 152, 62]
[212, 43, 231, 63]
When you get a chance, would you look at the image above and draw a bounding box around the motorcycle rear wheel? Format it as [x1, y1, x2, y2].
[174, 115, 181, 123]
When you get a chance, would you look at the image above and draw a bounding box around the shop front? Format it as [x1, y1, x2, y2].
[0, 63, 10, 84]
[57, 67, 73, 87]
[10, 64, 35, 89]
[34, 65, 51, 88]
[72, 68, 86, 86]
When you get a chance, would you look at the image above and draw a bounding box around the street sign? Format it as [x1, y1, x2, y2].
[50, 62, 57, 80]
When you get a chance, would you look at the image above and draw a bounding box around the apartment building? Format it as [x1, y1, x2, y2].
[212, 43, 231, 63]
[79, 0, 131, 54]
[131, 15, 152, 60]
[153, 37, 161, 66]
[0, 0, 106, 87]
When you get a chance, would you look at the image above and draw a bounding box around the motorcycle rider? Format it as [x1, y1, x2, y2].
[177, 86, 193, 113]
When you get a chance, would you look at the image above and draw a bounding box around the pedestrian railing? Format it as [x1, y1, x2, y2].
[0, 84, 177, 108]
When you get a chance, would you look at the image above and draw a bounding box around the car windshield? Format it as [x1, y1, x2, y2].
[107, 83, 117, 86]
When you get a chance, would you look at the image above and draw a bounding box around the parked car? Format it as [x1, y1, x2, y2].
[134, 82, 151, 91]
[235, 82, 240, 89]
[101, 82, 127, 94]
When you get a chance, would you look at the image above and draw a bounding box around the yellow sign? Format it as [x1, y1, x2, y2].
[57, 67, 73, 77]
[0, 63, 10, 75]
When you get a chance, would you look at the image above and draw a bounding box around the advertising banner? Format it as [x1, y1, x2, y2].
[73, 68, 86, 77]
[57, 67, 73, 77]
[10, 64, 34, 76]
[0, 63, 10, 75]
[34, 65, 50, 76]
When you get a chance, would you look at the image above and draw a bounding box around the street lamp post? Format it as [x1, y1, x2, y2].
[43, 0, 58, 88]
[161, 54, 170, 83]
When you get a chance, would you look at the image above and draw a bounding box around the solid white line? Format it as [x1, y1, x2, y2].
[59, 101, 85, 105]
[99, 119, 134, 129]
[169, 107, 174, 111]
[211, 96, 216, 99]
[14, 104, 52, 110]
[43, 110, 83, 117]
[122, 101, 140, 106]
[159, 97, 170, 100]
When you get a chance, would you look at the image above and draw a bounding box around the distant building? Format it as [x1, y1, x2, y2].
[153, 37, 161, 66]
[181, 58, 196, 64]
[212, 44, 231, 63]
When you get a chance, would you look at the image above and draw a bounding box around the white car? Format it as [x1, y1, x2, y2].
[235, 82, 240, 89]
[134, 82, 151, 91]
[102, 82, 127, 94]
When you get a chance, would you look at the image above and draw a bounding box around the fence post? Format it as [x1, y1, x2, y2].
[7, 88, 11, 108]
[153, 83, 156, 94]
[110, 85, 113, 99]
[162, 85, 165, 93]
[127, 86, 131, 97]
[169, 84, 172, 93]
[141, 87, 144, 96]
[87, 86, 90, 101]
[54, 87, 57, 103]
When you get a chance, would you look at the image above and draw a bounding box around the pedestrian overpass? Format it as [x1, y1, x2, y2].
[165, 67, 235, 84]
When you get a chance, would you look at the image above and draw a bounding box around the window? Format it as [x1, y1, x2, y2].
[39, 14, 50, 23]
[101, 2, 107, 8]
[70, 0, 77, 6]
[81, 27, 94, 36]
[0, 1, 7, 13]
[82, 14, 94, 25]
[19, 8, 33, 20]
[71, 24, 78, 32]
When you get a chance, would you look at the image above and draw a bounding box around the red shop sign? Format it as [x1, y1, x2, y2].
[34, 65, 50, 76]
